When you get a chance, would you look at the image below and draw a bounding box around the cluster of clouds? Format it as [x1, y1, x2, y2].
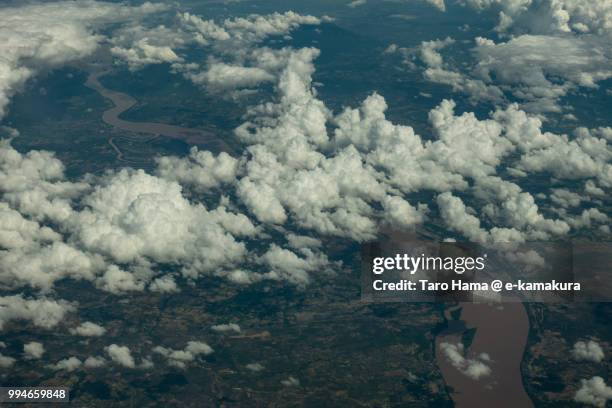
[386, 0, 612, 114]
[570, 339, 610, 407]
[439, 342, 492, 380]
[572, 339, 605, 363]
[18, 338, 215, 372]
[1, 0, 610, 322]
[0, 2, 610, 393]
[575, 376, 612, 408]
[110, 9, 325, 95]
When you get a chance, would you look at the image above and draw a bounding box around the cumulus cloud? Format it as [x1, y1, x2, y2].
[437, 193, 489, 243]
[574, 376, 612, 407]
[472, 35, 612, 113]
[153, 341, 214, 369]
[84, 356, 107, 368]
[149, 276, 180, 293]
[155, 148, 239, 192]
[439, 342, 492, 380]
[461, 0, 612, 36]
[110, 24, 185, 71]
[0, 353, 16, 368]
[0, 295, 74, 330]
[186, 63, 275, 91]
[413, 1, 612, 113]
[111, 10, 322, 94]
[23, 341, 45, 359]
[48, 357, 82, 372]
[74, 169, 251, 280]
[572, 340, 605, 363]
[105, 344, 136, 369]
[70, 322, 107, 337]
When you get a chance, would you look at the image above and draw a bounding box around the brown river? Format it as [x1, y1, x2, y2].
[436, 302, 533, 407]
[84, 71, 231, 152]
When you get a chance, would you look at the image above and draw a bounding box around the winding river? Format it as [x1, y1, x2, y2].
[84, 71, 232, 153]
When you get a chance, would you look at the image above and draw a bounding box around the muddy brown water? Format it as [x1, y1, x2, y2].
[436, 302, 533, 408]
[84, 71, 231, 152]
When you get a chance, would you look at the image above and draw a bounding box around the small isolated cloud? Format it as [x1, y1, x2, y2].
[575, 376, 612, 407]
[573, 340, 605, 363]
[105, 344, 136, 369]
[246, 362, 264, 372]
[153, 341, 214, 369]
[48, 357, 82, 372]
[439, 342, 492, 380]
[84, 356, 106, 368]
[211, 323, 241, 333]
[23, 341, 44, 359]
[70, 322, 107, 337]
[281, 376, 300, 387]
[0, 353, 16, 368]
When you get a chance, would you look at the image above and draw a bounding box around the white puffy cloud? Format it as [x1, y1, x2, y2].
[572, 340, 605, 363]
[260, 244, 331, 286]
[23, 341, 45, 359]
[84, 356, 107, 368]
[155, 148, 239, 192]
[401, 2, 612, 114]
[550, 189, 583, 208]
[286, 233, 322, 250]
[0, 202, 60, 249]
[73, 169, 250, 279]
[574, 376, 612, 407]
[516, 126, 612, 186]
[0, 353, 16, 368]
[437, 193, 490, 243]
[149, 276, 180, 293]
[472, 35, 612, 113]
[0, 140, 88, 223]
[97, 265, 146, 294]
[70, 322, 107, 337]
[153, 341, 213, 369]
[186, 63, 275, 91]
[110, 24, 185, 71]
[48, 356, 82, 372]
[105, 344, 136, 369]
[462, 0, 612, 36]
[0, 295, 74, 330]
[420, 37, 455, 68]
[1, 242, 104, 292]
[439, 342, 492, 380]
